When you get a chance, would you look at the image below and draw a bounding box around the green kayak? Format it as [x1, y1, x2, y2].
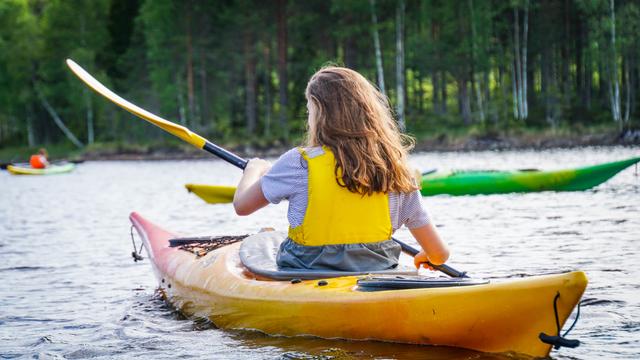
[183, 157, 639, 202]
[421, 156, 640, 196]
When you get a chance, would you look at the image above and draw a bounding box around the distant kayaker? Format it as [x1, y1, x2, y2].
[29, 148, 49, 169]
[233, 66, 449, 271]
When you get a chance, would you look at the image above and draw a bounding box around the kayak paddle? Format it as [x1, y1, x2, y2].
[67, 58, 467, 278]
[66, 59, 246, 170]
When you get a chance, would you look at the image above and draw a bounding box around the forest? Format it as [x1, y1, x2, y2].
[0, 0, 638, 153]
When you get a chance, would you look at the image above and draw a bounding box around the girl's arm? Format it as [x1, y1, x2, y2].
[233, 159, 271, 215]
[409, 222, 450, 269]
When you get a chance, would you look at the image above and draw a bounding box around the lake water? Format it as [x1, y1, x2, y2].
[1, 146, 639, 359]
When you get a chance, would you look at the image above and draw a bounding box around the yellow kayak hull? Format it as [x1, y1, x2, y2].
[131, 212, 587, 358]
[7, 163, 75, 175]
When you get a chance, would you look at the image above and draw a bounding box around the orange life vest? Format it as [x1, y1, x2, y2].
[30, 155, 47, 169]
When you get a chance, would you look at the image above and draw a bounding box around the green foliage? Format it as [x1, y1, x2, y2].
[0, 0, 38, 146]
[0, 0, 638, 152]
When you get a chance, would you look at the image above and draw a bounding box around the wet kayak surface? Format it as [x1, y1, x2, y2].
[1, 145, 638, 359]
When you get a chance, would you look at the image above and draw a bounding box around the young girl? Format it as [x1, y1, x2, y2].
[233, 66, 449, 271]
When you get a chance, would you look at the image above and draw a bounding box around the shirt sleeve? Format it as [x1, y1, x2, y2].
[393, 190, 430, 230]
[260, 148, 308, 204]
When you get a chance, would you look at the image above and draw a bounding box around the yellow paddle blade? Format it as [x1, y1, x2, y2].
[185, 184, 236, 204]
[66, 59, 206, 149]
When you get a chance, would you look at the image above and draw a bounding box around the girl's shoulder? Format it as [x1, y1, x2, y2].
[279, 146, 324, 163]
[272, 147, 313, 171]
[289, 146, 324, 159]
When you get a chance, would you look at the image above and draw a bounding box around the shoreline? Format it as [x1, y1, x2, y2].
[80, 129, 640, 161]
[2, 129, 639, 163]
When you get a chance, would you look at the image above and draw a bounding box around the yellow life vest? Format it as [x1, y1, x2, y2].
[288, 146, 392, 246]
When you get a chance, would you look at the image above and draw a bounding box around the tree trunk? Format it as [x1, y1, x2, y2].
[430, 19, 442, 115]
[276, 0, 288, 138]
[186, 12, 195, 128]
[541, 42, 553, 126]
[458, 77, 472, 125]
[562, 0, 571, 108]
[631, 64, 637, 125]
[199, 46, 209, 130]
[35, 85, 84, 149]
[512, 6, 522, 120]
[623, 56, 630, 124]
[522, 0, 529, 119]
[263, 43, 272, 137]
[513, 7, 524, 120]
[26, 104, 35, 147]
[369, 0, 386, 95]
[244, 30, 257, 135]
[416, 72, 423, 112]
[176, 73, 187, 126]
[440, 70, 447, 114]
[344, 35, 357, 69]
[585, 44, 592, 109]
[432, 70, 440, 114]
[469, 0, 485, 123]
[608, 0, 621, 124]
[576, 13, 584, 107]
[84, 89, 94, 144]
[395, 0, 405, 131]
[512, 57, 519, 120]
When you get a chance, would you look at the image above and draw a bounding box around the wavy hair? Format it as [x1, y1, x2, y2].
[305, 66, 417, 195]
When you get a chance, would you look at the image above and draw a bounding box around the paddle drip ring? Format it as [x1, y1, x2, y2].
[130, 225, 144, 262]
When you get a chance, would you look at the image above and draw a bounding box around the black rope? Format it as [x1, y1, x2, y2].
[563, 299, 581, 337]
[539, 291, 581, 349]
[130, 225, 144, 262]
[552, 292, 561, 335]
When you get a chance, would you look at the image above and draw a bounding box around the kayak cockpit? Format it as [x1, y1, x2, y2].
[171, 230, 487, 290]
[238, 231, 418, 281]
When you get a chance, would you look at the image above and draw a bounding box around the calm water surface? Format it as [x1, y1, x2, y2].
[1, 146, 639, 359]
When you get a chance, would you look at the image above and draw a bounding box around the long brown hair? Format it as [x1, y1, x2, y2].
[305, 66, 417, 195]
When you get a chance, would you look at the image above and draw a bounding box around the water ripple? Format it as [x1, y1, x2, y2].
[1, 147, 639, 359]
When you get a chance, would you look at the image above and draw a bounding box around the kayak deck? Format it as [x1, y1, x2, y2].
[130, 212, 587, 358]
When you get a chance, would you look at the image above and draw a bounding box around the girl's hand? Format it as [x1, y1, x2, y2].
[413, 250, 436, 271]
[245, 158, 272, 176]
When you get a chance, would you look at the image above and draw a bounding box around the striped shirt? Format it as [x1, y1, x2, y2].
[261, 147, 430, 232]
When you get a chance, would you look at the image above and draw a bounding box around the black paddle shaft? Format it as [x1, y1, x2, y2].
[203, 141, 248, 169]
[201, 141, 468, 278]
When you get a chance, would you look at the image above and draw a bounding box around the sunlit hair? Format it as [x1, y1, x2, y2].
[305, 66, 417, 195]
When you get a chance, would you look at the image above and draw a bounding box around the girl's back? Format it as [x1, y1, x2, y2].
[233, 66, 449, 271]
